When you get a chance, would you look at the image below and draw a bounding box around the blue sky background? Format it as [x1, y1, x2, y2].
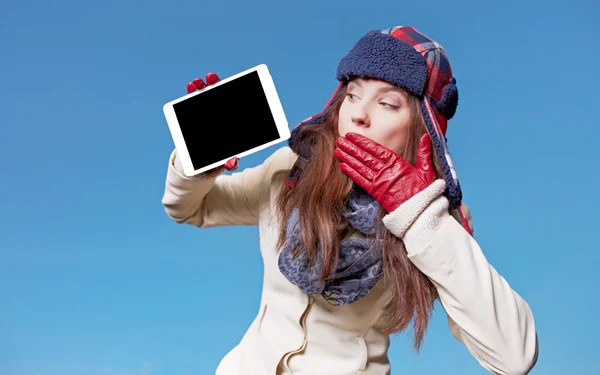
[1, 0, 598, 374]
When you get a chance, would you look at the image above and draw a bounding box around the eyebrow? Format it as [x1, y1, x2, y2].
[349, 80, 405, 95]
[377, 86, 405, 95]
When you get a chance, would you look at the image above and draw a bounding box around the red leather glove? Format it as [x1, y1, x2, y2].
[334, 132, 436, 213]
[186, 73, 238, 172]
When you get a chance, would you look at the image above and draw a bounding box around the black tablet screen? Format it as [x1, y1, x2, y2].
[173, 70, 281, 170]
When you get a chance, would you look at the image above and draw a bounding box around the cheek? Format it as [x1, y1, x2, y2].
[390, 126, 410, 152]
[373, 119, 411, 154]
[337, 104, 351, 136]
[337, 120, 349, 137]
[375, 133, 404, 154]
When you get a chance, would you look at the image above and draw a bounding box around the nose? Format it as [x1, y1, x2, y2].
[351, 112, 369, 127]
[350, 99, 370, 127]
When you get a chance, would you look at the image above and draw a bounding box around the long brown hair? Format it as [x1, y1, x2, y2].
[275, 82, 445, 352]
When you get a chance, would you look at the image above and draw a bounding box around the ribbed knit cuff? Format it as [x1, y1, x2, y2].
[382, 179, 449, 253]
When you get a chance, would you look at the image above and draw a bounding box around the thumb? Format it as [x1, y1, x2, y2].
[224, 157, 239, 171]
[416, 133, 434, 176]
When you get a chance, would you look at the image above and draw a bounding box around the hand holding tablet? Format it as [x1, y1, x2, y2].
[163, 64, 290, 177]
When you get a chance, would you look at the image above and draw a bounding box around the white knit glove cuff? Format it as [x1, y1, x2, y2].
[382, 179, 447, 251]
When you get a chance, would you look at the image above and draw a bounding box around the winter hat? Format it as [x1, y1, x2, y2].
[288, 26, 464, 214]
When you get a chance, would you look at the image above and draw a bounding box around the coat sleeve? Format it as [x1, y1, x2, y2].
[382, 180, 539, 375]
[161, 147, 296, 228]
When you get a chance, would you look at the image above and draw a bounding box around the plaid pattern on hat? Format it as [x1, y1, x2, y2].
[384, 27, 453, 102]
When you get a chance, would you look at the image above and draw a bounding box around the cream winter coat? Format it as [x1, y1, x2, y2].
[161, 146, 538, 375]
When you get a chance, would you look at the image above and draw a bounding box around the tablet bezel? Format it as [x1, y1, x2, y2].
[162, 64, 290, 177]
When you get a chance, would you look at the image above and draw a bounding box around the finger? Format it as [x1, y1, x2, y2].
[336, 137, 385, 171]
[187, 82, 196, 94]
[345, 132, 396, 164]
[192, 78, 206, 90]
[334, 148, 375, 182]
[224, 157, 239, 171]
[416, 133, 435, 178]
[206, 72, 220, 85]
[340, 163, 372, 192]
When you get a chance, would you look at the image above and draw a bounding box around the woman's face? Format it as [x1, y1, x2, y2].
[337, 78, 413, 155]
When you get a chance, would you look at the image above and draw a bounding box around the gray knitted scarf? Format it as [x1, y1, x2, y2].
[278, 188, 384, 305]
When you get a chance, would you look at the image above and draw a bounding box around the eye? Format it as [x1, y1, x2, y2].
[380, 101, 400, 109]
[346, 93, 359, 101]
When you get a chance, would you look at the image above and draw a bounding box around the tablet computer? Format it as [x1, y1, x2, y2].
[162, 64, 290, 176]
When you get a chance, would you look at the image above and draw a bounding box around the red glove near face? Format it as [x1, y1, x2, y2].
[186, 73, 238, 172]
[334, 132, 437, 213]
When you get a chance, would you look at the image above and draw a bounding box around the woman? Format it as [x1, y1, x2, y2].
[162, 26, 538, 375]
